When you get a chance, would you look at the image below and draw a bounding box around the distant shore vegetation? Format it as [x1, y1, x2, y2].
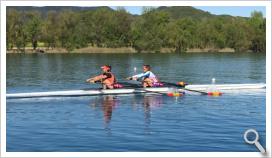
[6, 6, 266, 53]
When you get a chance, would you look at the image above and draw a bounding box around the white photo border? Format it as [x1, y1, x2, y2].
[1, 1, 271, 158]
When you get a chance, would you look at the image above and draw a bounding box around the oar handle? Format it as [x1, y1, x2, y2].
[126, 77, 133, 80]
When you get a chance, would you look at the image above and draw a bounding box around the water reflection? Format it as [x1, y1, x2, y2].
[89, 95, 118, 134]
[89, 94, 164, 134]
[143, 95, 164, 123]
[142, 94, 164, 134]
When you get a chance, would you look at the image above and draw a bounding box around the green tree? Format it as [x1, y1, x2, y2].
[7, 9, 28, 52]
[6, 7, 266, 53]
[249, 11, 265, 52]
[131, 9, 170, 52]
[6, 9, 19, 50]
[24, 11, 42, 50]
[58, 10, 88, 51]
[104, 8, 133, 47]
[42, 11, 60, 49]
[89, 8, 114, 47]
[195, 18, 227, 50]
[224, 18, 251, 52]
[166, 18, 196, 53]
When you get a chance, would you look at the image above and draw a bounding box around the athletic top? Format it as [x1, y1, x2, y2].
[102, 72, 112, 79]
[102, 72, 116, 84]
[133, 71, 158, 82]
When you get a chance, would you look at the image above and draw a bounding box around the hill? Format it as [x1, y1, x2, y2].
[7, 6, 239, 19]
[156, 6, 214, 19]
[7, 6, 113, 15]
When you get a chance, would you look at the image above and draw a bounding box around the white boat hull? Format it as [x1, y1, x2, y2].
[6, 83, 265, 99]
[186, 83, 266, 91]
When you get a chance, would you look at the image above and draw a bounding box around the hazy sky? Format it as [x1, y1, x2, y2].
[110, 6, 266, 17]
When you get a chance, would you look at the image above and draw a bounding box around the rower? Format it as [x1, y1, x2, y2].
[86, 65, 122, 89]
[127, 65, 163, 88]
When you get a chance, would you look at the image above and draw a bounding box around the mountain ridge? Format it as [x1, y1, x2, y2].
[7, 6, 239, 19]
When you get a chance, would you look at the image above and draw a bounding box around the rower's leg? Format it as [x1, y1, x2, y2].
[143, 82, 151, 88]
[103, 80, 114, 89]
[107, 85, 114, 89]
[143, 82, 147, 87]
[142, 80, 148, 87]
[143, 78, 153, 87]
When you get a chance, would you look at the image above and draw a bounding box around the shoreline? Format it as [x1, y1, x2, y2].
[6, 47, 236, 54]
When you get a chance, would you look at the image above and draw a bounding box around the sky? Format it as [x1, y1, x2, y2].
[110, 6, 266, 17]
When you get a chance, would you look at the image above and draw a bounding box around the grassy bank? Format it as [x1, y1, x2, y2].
[6, 46, 235, 54]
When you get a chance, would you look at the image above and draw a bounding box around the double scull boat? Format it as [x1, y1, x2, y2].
[6, 83, 265, 99]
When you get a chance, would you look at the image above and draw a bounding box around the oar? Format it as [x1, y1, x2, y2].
[164, 81, 223, 96]
[161, 81, 210, 95]
[161, 81, 186, 87]
[182, 87, 209, 95]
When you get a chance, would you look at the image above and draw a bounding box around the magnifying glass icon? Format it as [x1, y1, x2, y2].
[244, 129, 265, 154]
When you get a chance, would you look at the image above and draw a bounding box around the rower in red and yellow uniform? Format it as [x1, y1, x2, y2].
[86, 65, 122, 89]
[127, 65, 163, 88]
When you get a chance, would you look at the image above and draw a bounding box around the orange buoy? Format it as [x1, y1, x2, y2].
[207, 91, 222, 96]
[167, 92, 185, 97]
[177, 81, 187, 87]
[167, 93, 174, 97]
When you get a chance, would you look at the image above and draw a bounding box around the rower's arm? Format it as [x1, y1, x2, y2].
[86, 74, 109, 83]
[133, 72, 150, 79]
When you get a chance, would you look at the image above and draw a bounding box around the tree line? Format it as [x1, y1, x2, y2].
[6, 7, 266, 53]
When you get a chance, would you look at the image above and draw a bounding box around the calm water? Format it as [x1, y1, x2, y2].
[6, 53, 266, 151]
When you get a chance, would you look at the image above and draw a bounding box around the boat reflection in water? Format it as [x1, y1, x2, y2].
[88, 94, 165, 133]
[89, 95, 118, 134]
[142, 94, 164, 134]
